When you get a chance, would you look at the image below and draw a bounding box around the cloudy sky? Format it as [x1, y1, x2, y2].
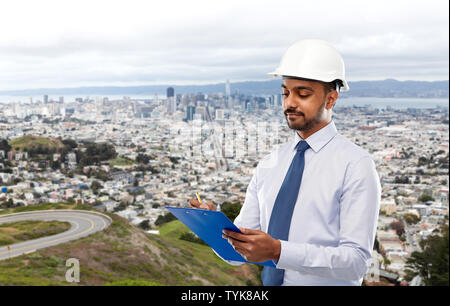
[0, 0, 448, 90]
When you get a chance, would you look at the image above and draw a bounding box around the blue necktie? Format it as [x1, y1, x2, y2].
[262, 140, 310, 286]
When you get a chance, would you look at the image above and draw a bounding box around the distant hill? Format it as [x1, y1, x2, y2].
[0, 203, 261, 286]
[0, 79, 448, 98]
[8, 135, 64, 152]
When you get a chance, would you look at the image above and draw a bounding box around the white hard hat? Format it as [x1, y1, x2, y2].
[268, 39, 349, 91]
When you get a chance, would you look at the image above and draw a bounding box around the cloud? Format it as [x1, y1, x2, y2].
[0, 0, 448, 90]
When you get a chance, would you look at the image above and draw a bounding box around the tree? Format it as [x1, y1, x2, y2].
[79, 143, 117, 166]
[394, 176, 410, 184]
[138, 220, 151, 231]
[389, 220, 405, 237]
[91, 180, 103, 194]
[221, 201, 242, 222]
[136, 153, 150, 165]
[179, 232, 207, 245]
[404, 213, 421, 225]
[0, 139, 12, 156]
[418, 156, 428, 166]
[0, 198, 14, 209]
[62, 138, 78, 149]
[405, 225, 449, 286]
[418, 193, 435, 203]
[155, 212, 176, 226]
[113, 202, 128, 212]
[50, 160, 60, 170]
[383, 258, 391, 270]
[169, 156, 180, 164]
[94, 170, 110, 182]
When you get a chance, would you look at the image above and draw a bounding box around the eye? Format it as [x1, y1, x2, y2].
[299, 94, 310, 98]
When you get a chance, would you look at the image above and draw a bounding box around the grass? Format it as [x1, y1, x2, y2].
[0, 203, 262, 286]
[8, 135, 64, 151]
[105, 280, 161, 286]
[0, 220, 71, 247]
[109, 157, 136, 167]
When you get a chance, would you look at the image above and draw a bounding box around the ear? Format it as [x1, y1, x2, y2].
[325, 90, 338, 110]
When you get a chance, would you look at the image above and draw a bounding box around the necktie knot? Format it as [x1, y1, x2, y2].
[295, 140, 310, 153]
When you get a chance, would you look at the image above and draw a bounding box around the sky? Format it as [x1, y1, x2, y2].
[0, 0, 448, 91]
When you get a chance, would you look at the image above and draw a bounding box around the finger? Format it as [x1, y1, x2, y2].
[223, 230, 251, 242]
[225, 237, 246, 252]
[199, 203, 211, 210]
[232, 245, 249, 260]
[239, 227, 263, 235]
[222, 234, 240, 247]
[189, 198, 201, 208]
[206, 201, 216, 211]
[234, 246, 248, 257]
[228, 239, 248, 251]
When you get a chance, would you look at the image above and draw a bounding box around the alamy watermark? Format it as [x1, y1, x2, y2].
[65, 258, 80, 283]
[167, 119, 290, 169]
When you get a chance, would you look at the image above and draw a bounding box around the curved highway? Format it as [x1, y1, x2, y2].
[0, 210, 111, 260]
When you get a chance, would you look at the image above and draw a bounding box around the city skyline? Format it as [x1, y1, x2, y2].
[0, 87, 448, 285]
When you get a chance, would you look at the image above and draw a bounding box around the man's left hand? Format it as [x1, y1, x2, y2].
[222, 228, 281, 263]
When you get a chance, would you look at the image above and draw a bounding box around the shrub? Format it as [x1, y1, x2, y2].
[179, 232, 207, 246]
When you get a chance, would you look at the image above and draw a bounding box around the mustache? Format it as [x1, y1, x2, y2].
[284, 109, 304, 116]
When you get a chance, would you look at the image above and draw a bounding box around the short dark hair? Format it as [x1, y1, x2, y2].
[282, 76, 341, 95]
[322, 81, 336, 94]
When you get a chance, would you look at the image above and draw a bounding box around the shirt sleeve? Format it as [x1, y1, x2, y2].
[276, 156, 381, 281]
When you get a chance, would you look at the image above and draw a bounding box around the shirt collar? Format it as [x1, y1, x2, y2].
[291, 120, 338, 153]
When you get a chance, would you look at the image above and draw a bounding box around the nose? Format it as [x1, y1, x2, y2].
[283, 93, 298, 111]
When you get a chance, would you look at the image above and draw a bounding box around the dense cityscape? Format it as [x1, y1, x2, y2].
[0, 84, 448, 285]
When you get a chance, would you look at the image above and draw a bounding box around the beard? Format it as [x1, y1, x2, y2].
[284, 99, 326, 131]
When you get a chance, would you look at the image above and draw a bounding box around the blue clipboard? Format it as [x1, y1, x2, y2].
[166, 207, 276, 267]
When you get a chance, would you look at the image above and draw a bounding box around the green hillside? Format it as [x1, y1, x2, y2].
[0, 220, 71, 247]
[0, 203, 262, 286]
[8, 135, 64, 152]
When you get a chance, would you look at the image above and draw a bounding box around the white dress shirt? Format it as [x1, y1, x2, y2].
[226, 120, 381, 286]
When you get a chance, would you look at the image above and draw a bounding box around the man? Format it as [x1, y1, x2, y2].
[190, 39, 381, 286]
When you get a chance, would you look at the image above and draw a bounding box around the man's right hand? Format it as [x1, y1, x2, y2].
[189, 198, 217, 211]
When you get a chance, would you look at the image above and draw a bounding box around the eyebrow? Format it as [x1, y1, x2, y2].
[281, 84, 314, 91]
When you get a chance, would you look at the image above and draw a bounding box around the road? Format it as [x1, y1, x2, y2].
[0, 210, 111, 260]
[405, 224, 420, 254]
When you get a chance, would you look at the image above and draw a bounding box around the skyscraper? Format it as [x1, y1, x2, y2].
[44, 95, 48, 104]
[167, 98, 176, 114]
[167, 87, 175, 98]
[186, 105, 195, 121]
[225, 80, 231, 108]
[246, 101, 252, 114]
[196, 106, 206, 120]
[215, 109, 224, 120]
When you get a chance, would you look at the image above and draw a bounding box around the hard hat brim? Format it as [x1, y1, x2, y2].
[268, 72, 350, 92]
